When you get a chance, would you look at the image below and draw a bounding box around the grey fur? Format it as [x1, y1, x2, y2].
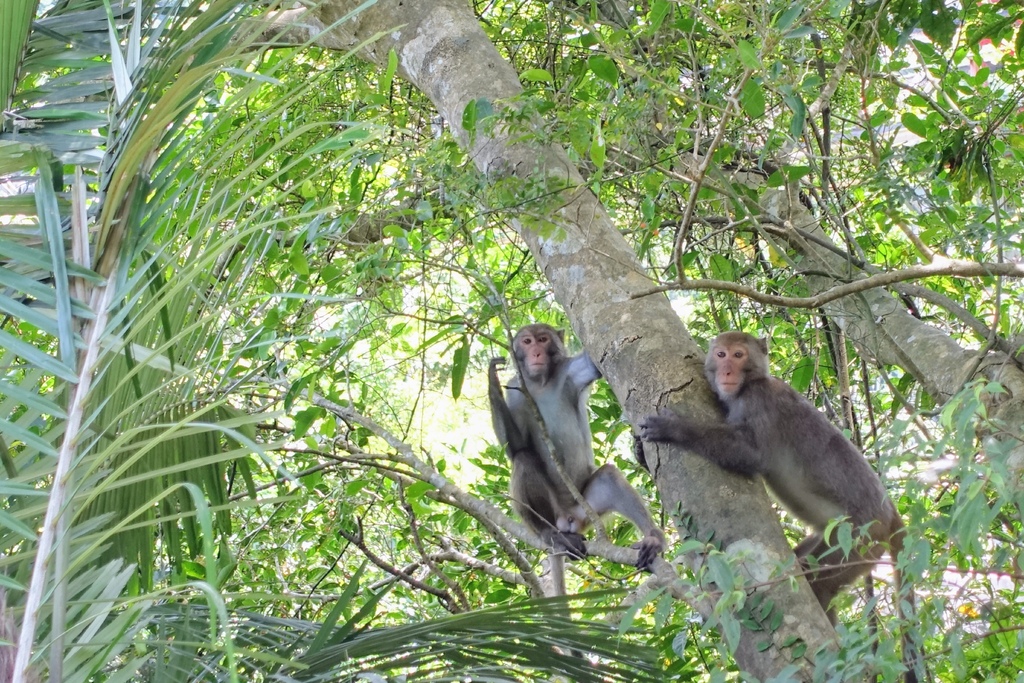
[489, 324, 665, 594]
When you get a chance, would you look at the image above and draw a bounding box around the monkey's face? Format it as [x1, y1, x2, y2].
[707, 342, 749, 399]
[514, 326, 562, 380]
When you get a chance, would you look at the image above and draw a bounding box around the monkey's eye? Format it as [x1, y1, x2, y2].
[716, 350, 726, 358]
[538, 336, 548, 343]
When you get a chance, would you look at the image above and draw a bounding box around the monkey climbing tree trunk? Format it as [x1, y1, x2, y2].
[260, 1, 837, 679]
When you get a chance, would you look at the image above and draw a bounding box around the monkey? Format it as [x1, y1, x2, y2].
[639, 331, 922, 682]
[489, 323, 666, 595]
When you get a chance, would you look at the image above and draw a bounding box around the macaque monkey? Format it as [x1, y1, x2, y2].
[489, 323, 666, 595]
[639, 331, 921, 682]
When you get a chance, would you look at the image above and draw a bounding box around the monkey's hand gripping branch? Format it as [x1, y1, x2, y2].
[639, 408, 763, 478]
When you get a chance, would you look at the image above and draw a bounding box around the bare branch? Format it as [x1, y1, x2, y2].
[430, 548, 528, 586]
[672, 67, 755, 274]
[311, 394, 546, 594]
[401, 487, 471, 611]
[635, 258, 1024, 308]
[337, 523, 458, 610]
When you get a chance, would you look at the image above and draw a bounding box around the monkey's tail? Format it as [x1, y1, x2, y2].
[894, 568, 924, 683]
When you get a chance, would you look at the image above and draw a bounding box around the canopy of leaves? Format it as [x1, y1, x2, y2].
[1, 0, 1023, 681]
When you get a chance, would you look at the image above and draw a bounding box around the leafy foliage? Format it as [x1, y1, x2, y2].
[2, 0, 1024, 681]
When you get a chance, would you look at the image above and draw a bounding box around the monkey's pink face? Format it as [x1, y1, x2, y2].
[711, 344, 747, 397]
[517, 333, 553, 376]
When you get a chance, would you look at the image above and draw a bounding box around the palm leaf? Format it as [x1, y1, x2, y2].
[2, 2, 659, 682]
[0, 0, 39, 115]
[138, 592, 661, 683]
[0, 0, 368, 678]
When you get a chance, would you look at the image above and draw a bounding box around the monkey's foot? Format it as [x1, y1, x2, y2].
[633, 531, 666, 571]
[553, 531, 587, 560]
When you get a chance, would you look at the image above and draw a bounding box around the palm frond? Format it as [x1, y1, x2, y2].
[0, 0, 41, 116]
[1, 3, 660, 682]
[140, 593, 661, 683]
[0, 0, 366, 678]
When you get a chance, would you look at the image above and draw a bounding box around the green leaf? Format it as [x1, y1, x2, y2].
[901, 112, 929, 138]
[451, 336, 470, 399]
[309, 125, 375, 153]
[0, 480, 47, 497]
[345, 479, 369, 496]
[740, 79, 765, 118]
[709, 254, 734, 281]
[783, 25, 817, 39]
[783, 165, 811, 180]
[461, 97, 477, 131]
[785, 94, 806, 137]
[837, 522, 853, 556]
[774, 4, 805, 32]
[736, 40, 760, 70]
[415, 199, 433, 221]
[590, 121, 606, 169]
[0, 329, 77, 381]
[293, 406, 322, 439]
[920, 0, 956, 47]
[406, 480, 433, 499]
[790, 356, 814, 392]
[381, 48, 398, 94]
[520, 68, 553, 83]
[649, 0, 671, 31]
[0, 509, 37, 541]
[587, 55, 619, 85]
[34, 156, 75, 366]
[288, 246, 310, 275]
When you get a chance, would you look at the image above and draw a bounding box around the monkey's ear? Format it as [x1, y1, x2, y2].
[757, 337, 768, 355]
[556, 328, 565, 343]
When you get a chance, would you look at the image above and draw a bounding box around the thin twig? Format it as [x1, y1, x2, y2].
[634, 258, 1024, 308]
